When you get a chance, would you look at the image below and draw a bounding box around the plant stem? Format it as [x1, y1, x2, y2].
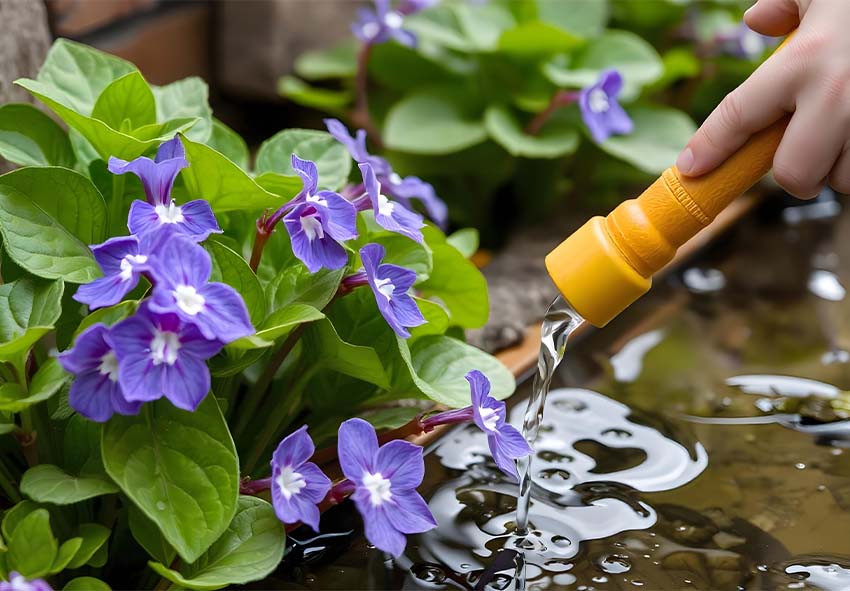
[0, 461, 21, 503]
[352, 43, 382, 147]
[249, 225, 271, 273]
[524, 90, 580, 136]
[109, 174, 126, 236]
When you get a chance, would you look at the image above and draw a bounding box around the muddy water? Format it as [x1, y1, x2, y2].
[277, 190, 850, 591]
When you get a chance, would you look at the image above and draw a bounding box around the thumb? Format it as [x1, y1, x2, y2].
[744, 0, 803, 35]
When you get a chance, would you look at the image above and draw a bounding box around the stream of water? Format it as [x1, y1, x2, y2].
[516, 296, 585, 534]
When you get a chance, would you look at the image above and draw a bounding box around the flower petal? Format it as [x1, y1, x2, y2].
[176, 200, 223, 241]
[358, 502, 407, 557]
[391, 490, 437, 534]
[148, 235, 212, 288]
[68, 371, 121, 422]
[57, 324, 111, 374]
[272, 425, 315, 469]
[466, 370, 491, 408]
[291, 154, 318, 197]
[314, 191, 358, 242]
[190, 282, 254, 343]
[298, 462, 332, 504]
[375, 439, 424, 489]
[338, 418, 378, 481]
[162, 355, 211, 411]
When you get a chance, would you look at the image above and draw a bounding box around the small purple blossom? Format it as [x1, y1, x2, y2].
[0, 573, 52, 591]
[325, 119, 448, 228]
[360, 243, 425, 338]
[270, 426, 332, 531]
[360, 163, 424, 243]
[74, 235, 151, 309]
[109, 304, 222, 412]
[280, 155, 357, 273]
[467, 370, 532, 480]
[127, 198, 221, 242]
[578, 69, 633, 144]
[147, 236, 254, 343]
[338, 418, 436, 557]
[398, 0, 439, 14]
[108, 137, 187, 206]
[57, 323, 141, 423]
[353, 0, 417, 47]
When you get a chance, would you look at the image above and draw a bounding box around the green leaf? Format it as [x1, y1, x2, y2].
[262, 233, 344, 312]
[360, 407, 421, 431]
[279, 77, 352, 114]
[419, 233, 488, 329]
[67, 523, 111, 569]
[180, 135, 282, 212]
[485, 105, 579, 158]
[207, 119, 249, 170]
[294, 39, 358, 80]
[2, 501, 39, 540]
[102, 396, 239, 563]
[206, 241, 266, 326]
[128, 505, 175, 565]
[7, 509, 57, 578]
[255, 129, 351, 192]
[0, 184, 99, 282]
[598, 106, 696, 174]
[498, 21, 582, 57]
[302, 319, 389, 388]
[152, 77, 213, 142]
[452, 3, 517, 52]
[148, 496, 285, 591]
[0, 104, 74, 167]
[50, 537, 83, 574]
[0, 278, 64, 363]
[91, 71, 156, 131]
[543, 30, 663, 99]
[254, 172, 302, 200]
[408, 335, 515, 406]
[384, 91, 487, 155]
[535, 0, 608, 38]
[0, 358, 70, 412]
[229, 304, 324, 350]
[1, 166, 107, 244]
[409, 298, 450, 338]
[75, 300, 137, 336]
[446, 228, 478, 258]
[356, 224, 432, 281]
[404, 5, 473, 52]
[64, 577, 111, 591]
[21, 464, 118, 505]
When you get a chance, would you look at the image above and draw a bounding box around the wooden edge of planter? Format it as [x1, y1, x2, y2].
[408, 192, 761, 449]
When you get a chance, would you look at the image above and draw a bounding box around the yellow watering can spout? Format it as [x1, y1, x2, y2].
[546, 33, 796, 327]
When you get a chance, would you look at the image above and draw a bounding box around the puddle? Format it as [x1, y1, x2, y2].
[275, 197, 850, 590]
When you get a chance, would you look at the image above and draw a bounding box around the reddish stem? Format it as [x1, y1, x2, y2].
[249, 225, 271, 273]
[524, 90, 580, 136]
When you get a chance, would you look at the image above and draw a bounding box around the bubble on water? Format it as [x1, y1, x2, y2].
[795, 463, 806, 470]
[597, 553, 632, 574]
[553, 398, 587, 412]
[411, 564, 446, 584]
[602, 428, 633, 439]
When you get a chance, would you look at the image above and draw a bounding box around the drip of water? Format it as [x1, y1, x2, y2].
[516, 296, 584, 533]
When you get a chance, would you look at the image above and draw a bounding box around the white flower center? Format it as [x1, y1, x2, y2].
[155, 201, 185, 224]
[362, 471, 392, 506]
[385, 10, 404, 29]
[276, 465, 307, 501]
[373, 277, 395, 301]
[9, 574, 31, 591]
[479, 406, 499, 431]
[150, 330, 181, 366]
[300, 212, 325, 241]
[119, 254, 148, 281]
[362, 21, 380, 39]
[389, 172, 403, 185]
[588, 87, 610, 113]
[173, 284, 205, 316]
[306, 194, 328, 207]
[98, 351, 120, 382]
[377, 193, 395, 217]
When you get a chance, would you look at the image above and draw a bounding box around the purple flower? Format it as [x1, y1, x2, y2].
[127, 199, 221, 243]
[281, 155, 357, 273]
[147, 236, 254, 343]
[108, 137, 188, 206]
[360, 163, 424, 243]
[360, 243, 425, 338]
[270, 426, 332, 531]
[398, 0, 439, 13]
[325, 118, 392, 176]
[578, 69, 633, 144]
[720, 22, 775, 59]
[74, 235, 151, 309]
[57, 323, 141, 423]
[353, 0, 417, 47]
[325, 119, 448, 228]
[467, 370, 532, 480]
[0, 573, 52, 591]
[338, 418, 436, 557]
[109, 304, 222, 412]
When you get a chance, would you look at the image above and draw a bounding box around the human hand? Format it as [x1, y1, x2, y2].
[676, 0, 850, 198]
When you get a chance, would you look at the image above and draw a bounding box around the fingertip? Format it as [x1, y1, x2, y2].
[743, 0, 800, 36]
[675, 147, 695, 176]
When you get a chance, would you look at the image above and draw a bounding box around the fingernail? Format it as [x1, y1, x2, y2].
[676, 147, 694, 174]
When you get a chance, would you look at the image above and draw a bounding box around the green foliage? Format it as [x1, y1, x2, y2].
[0, 104, 74, 167]
[255, 129, 351, 191]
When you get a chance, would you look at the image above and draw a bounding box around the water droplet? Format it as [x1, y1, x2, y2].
[537, 450, 574, 463]
[539, 468, 571, 482]
[597, 553, 632, 574]
[832, 448, 843, 456]
[552, 535, 572, 549]
[554, 398, 587, 412]
[818, 484, 827, 492]
[592, 576, 608, 583]
[411, 564, 446, 584]
[683, 579, 692, 585]
[156, 501, 166, 510]
[602, 428, 633, 439]
[632, 581, 645, 587]
[460, 563, 471, 570]
[795, 462, 806, 470]
[757, 565, 768, 572]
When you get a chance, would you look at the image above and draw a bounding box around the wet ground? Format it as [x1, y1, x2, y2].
[275, 190, 850, 590]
